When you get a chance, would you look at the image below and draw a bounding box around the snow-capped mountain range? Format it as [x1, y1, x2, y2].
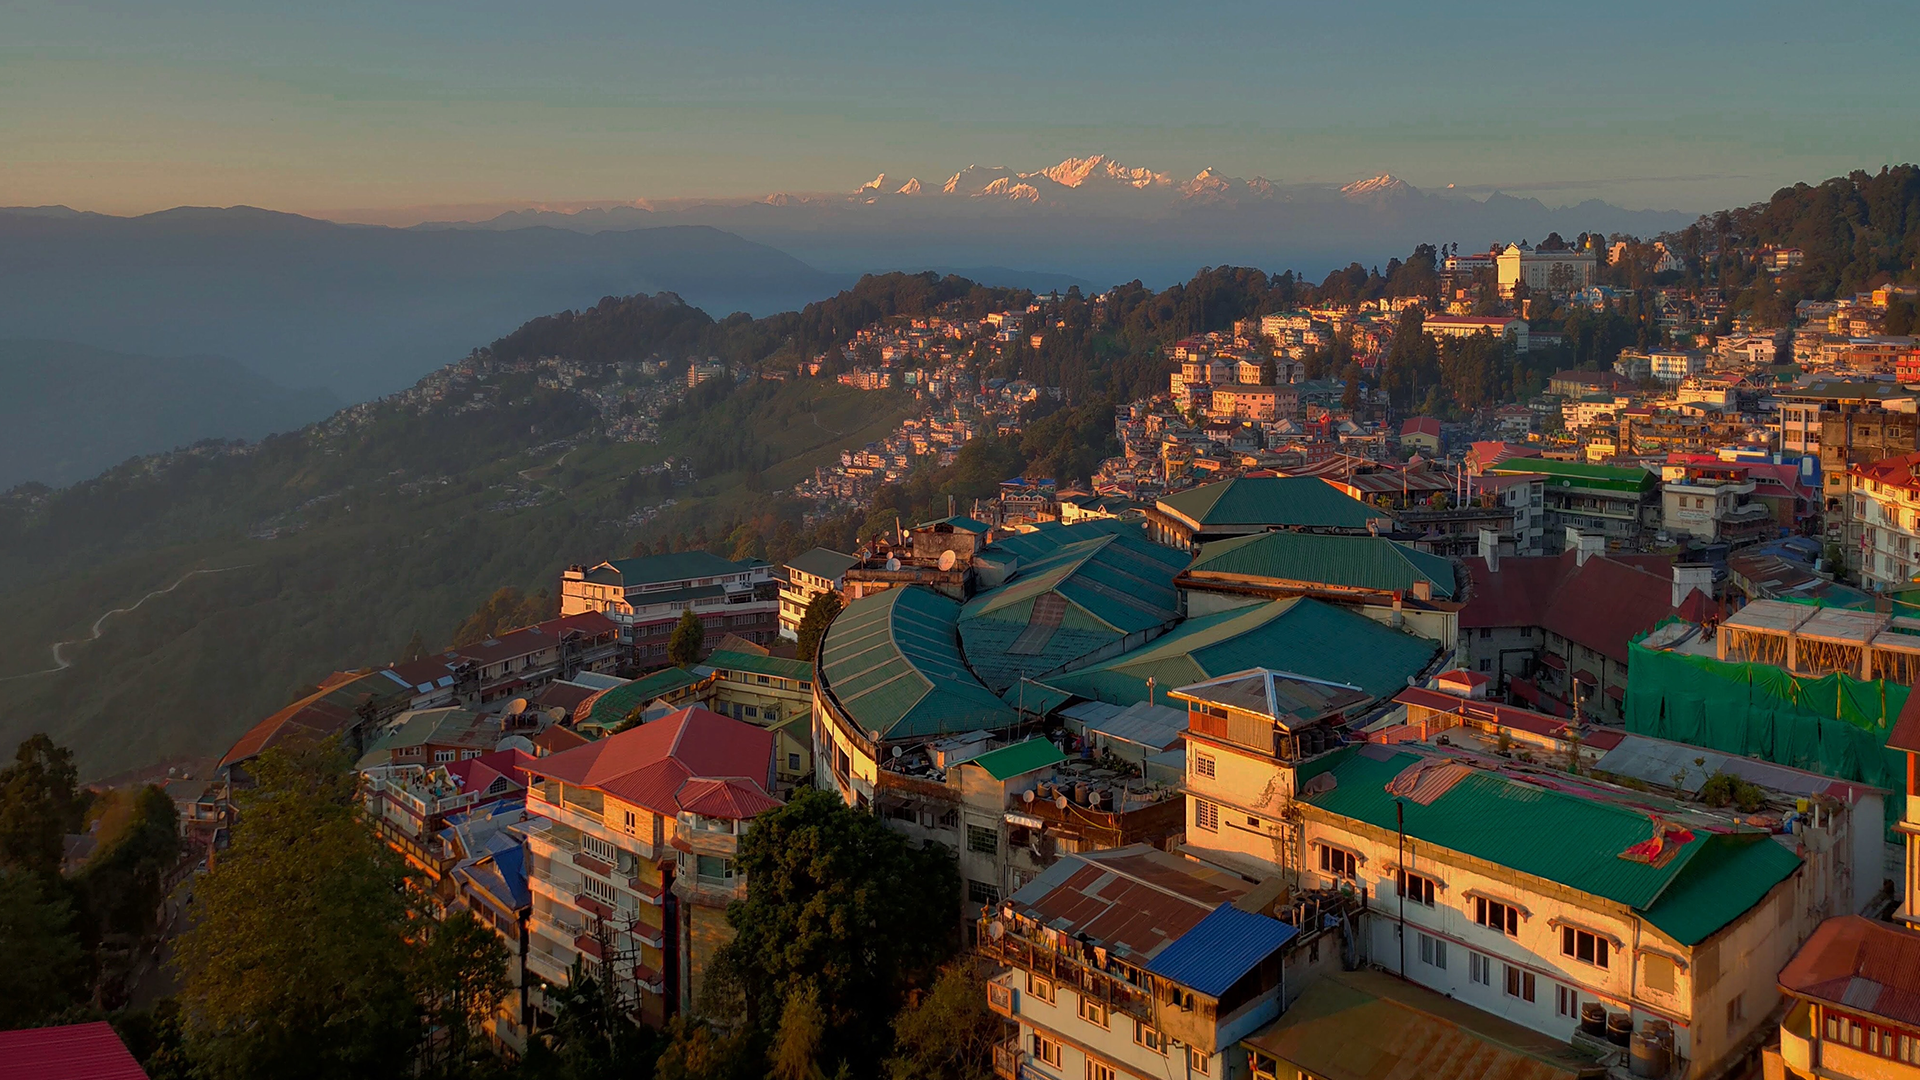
[416, 155, 1691, 289]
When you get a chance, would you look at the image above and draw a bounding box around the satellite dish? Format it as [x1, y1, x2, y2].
[1022, 789, 1035, 804]
[987, 921, 1005, 940]
[1054, 794, 1069, 809]
[507, 698, 528, 716]
[495, 734, 536, 754]
[938, 549, 957, 571]
[891, 746, 903, 759]
[885, 557, 901, 571]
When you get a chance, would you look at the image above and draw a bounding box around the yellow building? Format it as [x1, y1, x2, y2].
[1771, 916, 1920, 1079]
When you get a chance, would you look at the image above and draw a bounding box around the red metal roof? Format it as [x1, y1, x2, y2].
[1778, 915, 1920, 1027]
[220, 668, 405, 768]
[0, 1022, 149, 1080]
[678, 776, 783, 819]
[1459, 551, 1707, 666]
[1889, 691, 1920, 754]
[445, 748, 534, 795]
[528, 706, 777, 819]
[1400, 417, 1443, 438]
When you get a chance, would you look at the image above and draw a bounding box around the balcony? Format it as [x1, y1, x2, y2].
[991, 1037, 1020, 1080]
[976, 919, 1155, 1026]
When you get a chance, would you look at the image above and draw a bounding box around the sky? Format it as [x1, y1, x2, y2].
[6, 0, 1918, 221]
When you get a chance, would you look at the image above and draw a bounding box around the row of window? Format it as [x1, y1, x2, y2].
[1828, 1012, 1920, 1065]
[1392, 866, 1631, 977]
[1023, 980, 1209, 1076]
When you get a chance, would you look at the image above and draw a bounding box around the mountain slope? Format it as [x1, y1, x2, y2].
[0, 209, 849, 400]
[0, 340, 341, 488]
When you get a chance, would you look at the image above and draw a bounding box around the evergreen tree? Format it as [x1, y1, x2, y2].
[885, 962, 1001, 1080]
[0, 733, 82, 880]
[0, 867, 85, 1028]
[793, 593, 843, 663]
[414, 909, 511, 1071]
[668, 609, 705, 667]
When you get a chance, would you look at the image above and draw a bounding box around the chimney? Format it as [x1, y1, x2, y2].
[1569, 529, 1603, 566]
[1478, 528, 1500, 573]
[1673, 564, 1714, 609]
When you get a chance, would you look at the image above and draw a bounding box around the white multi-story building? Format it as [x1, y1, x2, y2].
[1850, 451, 1920, 590]
[1649, 350, 1710, 384]
[776, 547, 855, 639]
[560, 550, 782, 660]
[520, 706, 779, 1026]
[1171, 668, 1815, 1080]
[1497, 243, 1598, 297]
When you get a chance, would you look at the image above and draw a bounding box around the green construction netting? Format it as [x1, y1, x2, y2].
[1625, 630, 1908, 840]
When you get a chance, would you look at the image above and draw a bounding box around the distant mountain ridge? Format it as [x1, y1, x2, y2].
[0, 209, 850, 400]
[415, 155, 1694, 286]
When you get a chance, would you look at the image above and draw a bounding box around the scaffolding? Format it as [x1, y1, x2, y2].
[1715, 599, 1920, 685]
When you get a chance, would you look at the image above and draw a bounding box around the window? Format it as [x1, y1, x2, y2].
[1504, 965, 1536, 1002]
[1319, 845, 1357, 880]
[1194, 800, 1219, 832]
[787, 752, 801, 772]
[1474, 896, 1519, 936]
[1085, 1063, 1115, 1080]
[1033, 1035, 1062, 1068]
[967, 879, 1000, 906]
[1561, 927, 1610, 969]
[1133, 1020, 1167, 1054]
[582, 834, 617, 863]
[1469, 952, 1491, 986]
[1078, 996, 1110, 1029]
[1397, 870, 1437, 907]
[1193, 751, 1216, 779]
[1419, 933, 1447, 970]
[1025, 973, 1055, 1004]
[1480, 628, 1492, 639]
[967, 825, 998, 854]
[938, 808, 960, 829]
[1643, 952, 1676, 994]
[581, 875, 618, 904]
[1726, 994, 1744, 1031]
[695, 855, 733, 883]
[434, 749, 456, 763]
[1188, 1046, 1211, 1075]
[1556, 985, 1579, 1019]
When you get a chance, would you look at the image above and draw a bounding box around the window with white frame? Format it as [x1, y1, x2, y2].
[1419, 933, 1447, 970]
[1474, 896, 1519, 936]
[1193, 751, 1216, 779]
[1469, 952, 1491, 986]
[1318, 845, 1357, 880]
[1397, 870, 1438, 906]
[1556, 985, 1579, 1019]
[1194, 800, 1219, 832]
[1187, 1046, 1211, 1075]
[1025, 973, 1055, 1004]
[1504, 964, 1536, 1002]
[1085, 1062, 1115, 1080]
[1077, 996, 1109, 1029]
[1033, 1035, 1062, 1068]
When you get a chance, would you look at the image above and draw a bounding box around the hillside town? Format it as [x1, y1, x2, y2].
[20, 230, 1920, 1080]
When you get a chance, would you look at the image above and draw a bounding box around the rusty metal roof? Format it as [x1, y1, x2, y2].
[1004, 844, 1251, 964]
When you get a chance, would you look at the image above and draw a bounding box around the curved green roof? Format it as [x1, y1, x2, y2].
[818, 587, 1017, 742]
[1187, 531, 1458, 600]
[1487, 457, 1657, 493]
[959, 532, 1188, 691]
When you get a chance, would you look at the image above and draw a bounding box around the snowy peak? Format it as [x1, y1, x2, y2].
[856, 173, 888, 194]
[895, 177, 922, 196]
[1341, 174, 1414, 199]
[1035, 155, 1171, 190]
[981, 177, 1043, 202]
[942, 165, 1017, 196]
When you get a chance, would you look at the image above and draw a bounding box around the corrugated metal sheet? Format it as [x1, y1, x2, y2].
[1157, 476, 1379, 529]
[818, 588, 1016, 739]
[1242, 969, 1605, 1080]
[1143, 903, 1297, 997]
[1187, 530, 1458, 599]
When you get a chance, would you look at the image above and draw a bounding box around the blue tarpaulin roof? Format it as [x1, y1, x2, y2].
[1143, 903, 1298, 998]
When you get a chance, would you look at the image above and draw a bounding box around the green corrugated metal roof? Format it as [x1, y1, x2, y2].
[967, 738, 1067, 781]
[604, 550, 750, 586]
[1038, 598, 1437, 705]
[1187, 531, 1458, 600]
[818, 587, 1018, 741]
[784, 547, 856, 581]
[1486, 457, 1657, 493]
[1157, 477, 1380, 530]
[705, 650, 813, 682]
[1003, 679, 1075, 716]
[588, 667, 700, 726]
[1298, 747, 1801, 945]
[916, 515, 990, 533]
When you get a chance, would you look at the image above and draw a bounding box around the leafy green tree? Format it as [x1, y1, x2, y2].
[793, 593, 843, 663]
[77, 784, 181, 940]
[0, 733, 82, 879]
[769, 982, 827, 1080]
[653, 1017, 760, 1080]
[885, 962, 1003, 1080]
[668, 609, 705, 667]
[175, 741, 418, 1080]
[0, 867, 85, 1027]
[414, 909, 512, 1071]
[452, 587, 553, 647]
[716, 788, 960, 1076]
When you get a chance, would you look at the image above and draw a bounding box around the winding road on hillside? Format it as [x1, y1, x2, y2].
[0, 565, 252, 682]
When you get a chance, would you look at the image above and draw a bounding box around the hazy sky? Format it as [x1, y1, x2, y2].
[6, 0, 1917, 220]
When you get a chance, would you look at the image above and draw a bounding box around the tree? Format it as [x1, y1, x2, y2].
[769, 983, 827, 1080]
[175, 741, 419, 1080]
[0, 867, 85, 1028]
[400, 630, 429, 662]
[414, 909, 511, 1071]
[77, 784, 181, 941]
[885, 962, 1002, 1080]
[521, 958, 662, 1080]
[0, 733, 82, 879]
[793, 593, 843, 663]
[451, 587, 552, 647]
[715, 788, 960, 1076]
[668, 609, 705, 667]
